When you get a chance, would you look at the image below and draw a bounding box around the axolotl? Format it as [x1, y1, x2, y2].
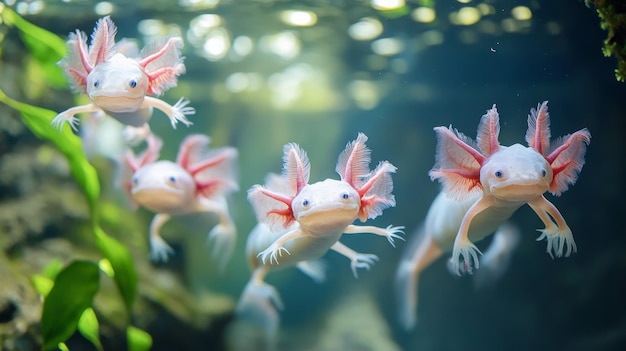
[117, 133, 239, 269]
[237, 133, 404, 341]
[52, 16, 194, 142]
[395, 101, 590, 329]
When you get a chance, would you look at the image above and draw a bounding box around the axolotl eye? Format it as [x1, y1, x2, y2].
[132, 176, 138, 185]
[494, 170, 503, 178]
[168, 176, 176, 183]
[341, 192, 350, 200]
[302, 199, 309, 207]
[129, 80, 138, 89]
[541, 169, 547, 177]
[93, 80, 100, 88]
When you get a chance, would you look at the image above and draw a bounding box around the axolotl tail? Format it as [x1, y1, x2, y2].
[235, 279, 283, 350]
[471, 222, 521, 289]
[208, 221, 237, 272]
[395, 224, 442, 330]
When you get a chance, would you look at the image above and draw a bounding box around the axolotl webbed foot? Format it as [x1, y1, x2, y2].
[51, 111, 80, 132]
[258, 244, 291, 265]
[450, 239, 482, 276]
[170, 98, 195, 128]
[536, 227, 577, 258]
[383, 225, 406, 247]
[207, 223, 237, 271]
[350, 253, 379, 278]
[150, 235, 175, 263]
[121, 124, 151, 146]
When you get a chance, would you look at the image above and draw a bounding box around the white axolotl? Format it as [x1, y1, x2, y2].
[117, 134, 238, 269]
[52, 16, 194, 142]
[396, 101, 591, 329]
[237, 133, 404, 342]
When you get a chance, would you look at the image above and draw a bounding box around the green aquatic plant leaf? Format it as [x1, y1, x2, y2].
[77, 308, 104, 351]
[0, 89, 138, 321]
[0, 6, 67, 88]
[42, 258, 63, 280]
[127, 325, 153, 351]
[0, 11, 142, 342]
[41, 261, 100, 351]
[95, 226, 138, 316]
[30, 275, 54, 298]
[0, 91, 138, 312]
[0, 89, 100, 215]
[98, 258, 115, 278]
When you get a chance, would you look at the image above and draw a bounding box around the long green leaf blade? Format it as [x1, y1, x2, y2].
[0, 89, 100, 215]
[95, 226, 138, 315]
[127, 326, 153, 351]
[77, 308, 104, 351]
[41, 261, 100, 350]
[0, 90, 138, 315]
[1, 7, 67, 88]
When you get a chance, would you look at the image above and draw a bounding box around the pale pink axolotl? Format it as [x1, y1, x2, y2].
[236, 133, 404, 342]
[117, 134, 238, 268]
[52, 16, 194, 141]
[395, 101, 590, 329]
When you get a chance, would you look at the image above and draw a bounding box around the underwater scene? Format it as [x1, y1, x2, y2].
[0, 0, 624, 350]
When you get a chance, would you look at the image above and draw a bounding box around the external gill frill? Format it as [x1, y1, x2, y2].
[121, 133, 162, 176]
[336, 132, 371, 189]
[429, 105, 502, 200]
[60, 32, 91, 93]
[355, 161, 397, 221]
[189, 150, 239, 198]
[248, 143, 310, 232]
[115, 134, 163, 204]
[175, 134, 207, 170]
[248, 185, 295, 232]
[175, 134, 239, 199]
[138, 37, 186, 96]
[429, 126, 484, 200]
[335, 133, 397, 221]
[282, 142, 310, 195]
[476, 104, 501, 156]
[543, 130, 591, 195]
[60, 16, 117, 93]
[524, 101, 591, 196]
[196, 178, 238, 199]
[88, 16, 117, 69]
[525, 101, 551, 156]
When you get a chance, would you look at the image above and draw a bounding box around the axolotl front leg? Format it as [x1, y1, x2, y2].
[197, 197, 238, 270]
[343, 224, 405, 247]
[528, 195, 576, 258]
[257, 227, 304, 264]
[330, 241, 379, 278]
[148, 213, 175, 262]
[335, 224, 404, 277]
[141, 96, 195, 129]
[51, 103, 101, 131]
[450, 196, 497, 275]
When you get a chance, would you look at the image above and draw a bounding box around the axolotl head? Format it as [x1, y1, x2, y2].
[87, 53, 149, 113]
[291, 179, 360, 233]
[131, 160, 196, 214]
[480, 144, 553, 203]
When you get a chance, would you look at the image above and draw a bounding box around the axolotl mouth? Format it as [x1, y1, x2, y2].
[296, 205, 360, 231]
[490, 179, 549, 202]
[132, 186, 188, 213]
[89, 92, 145, 113]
